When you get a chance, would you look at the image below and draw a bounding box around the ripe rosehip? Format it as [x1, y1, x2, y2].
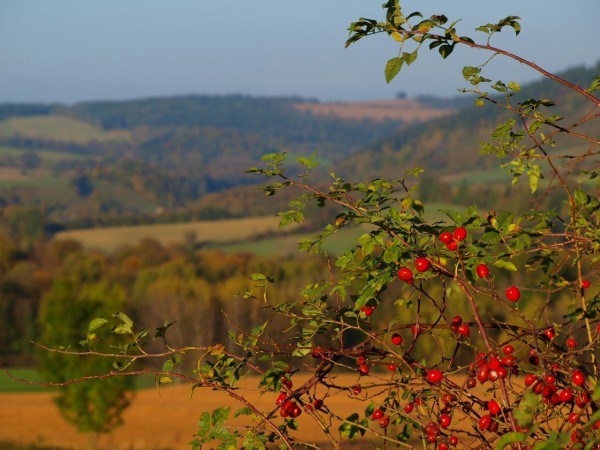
[312, 399, 323, 409]
[458, 324, 470, 337]
[576, 393, 590, 407]
[545, 375, 556, 385]
[351, 385, 362, 395]
[427, 369, 443, 384]
[502, 345, 514, 355]
[497, 367, 508, 379]
[453, 227, 467, 241]
[439, 414, 452, 428]
[358, 364, 369, 375]
[572, 370, 585, 386]
[439, 231, 453, 244]
[478, 414, 492, 431]
[446, 241, 458, 251]
[449, 435, 459, 446]
[476, 263, 490, 278]
[397, 267, 414, 282]
[276, 392, 287, 405]
[543, 328, 555, 340]
[488, 399, 501, 415]
[391, 333, 402, 345]
[379, 415, 390, 428]
[290, 405, 301, 418]
[357, 355, 366, 365]
[387, 363, 397, 371]
[505, 286, 521, 302]
[404, 402, 414, 413]
[568, 412, 580, 424]
[438, 444, 449, 450]
[581, 279, 591, 289]
[500, 356, 516, 367]
[477, 365, 489, 384]
[361, 305, 375, 316]
[524, 374, 537, 386]
[559, 389, 573, 403]
[488, 357, 501, 371]
[414, 257, 431, 272]
[566, 338, 577, 349]
[371, 408, 384, 420]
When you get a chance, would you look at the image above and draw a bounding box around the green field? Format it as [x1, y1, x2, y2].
[0, 115, 131, 144]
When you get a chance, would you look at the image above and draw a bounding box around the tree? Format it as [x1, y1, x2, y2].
[37, 252, 132, 446]
[34, 2, 599, 449]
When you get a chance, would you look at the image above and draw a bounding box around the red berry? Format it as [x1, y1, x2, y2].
[276, 393, 287, 405]
[488, 399, 501, 415]
[312, 399, 323, 409]
[505, 286, 521, 302]
[387, 363, 397, 371]
[351, 385, 362, 395]
[476, 263, 490, 278]
[545, 375, 556, 385]
[524, 374, 537, 386]
[439, 414, 452, 428]
[427, 369, 443, 384]
[478, 414, 492, 431]
[397, 267, 414, 282]
[502, 345, 514, 355]
[497, 367, 508, 379]
[446, 241, 458, 251]
[438, 444, 449, 450]
[477, 365, 490, 384]
[566, 338, 577, 349]
[404, 402, 414, 413]
[581, 279, 591, 289]
[572, 370, 585, 386]
[453, 227, 467, 241]
[543, 328, 555, 340]
[576, 393, 590, 407]
[559, 389, 573, 403]
[379, 415, 390, 428]
[414, 257, 431, 272]
[358, 364, 369, 376]
[391, 333, 402, 345]
[458, 324, 470, 337]
[290, 405, 301, 418]
[500, 356, 516, 367]
[568, 412, 580, 424]
[449, 435, 459, 445]
[412, 323, 421, 337]
[439, 231, 453, 244]
[371, 408, 384, 420]
[361, 305, 375, 316]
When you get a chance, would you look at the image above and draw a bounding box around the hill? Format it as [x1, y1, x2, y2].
[0, 95, 452, 227]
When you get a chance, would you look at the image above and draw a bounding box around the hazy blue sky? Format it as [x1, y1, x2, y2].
[1, 1, 598, 104]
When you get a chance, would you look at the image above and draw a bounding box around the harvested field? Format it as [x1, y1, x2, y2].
[293, 99, 454, 123]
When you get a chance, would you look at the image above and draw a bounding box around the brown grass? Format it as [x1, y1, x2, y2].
[293, 100, 454, 123]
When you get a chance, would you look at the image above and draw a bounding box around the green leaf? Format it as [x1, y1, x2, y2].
[158, 376, 173, 385]
[494, 260, 518, 272]
[438, 44, 454, 59]
[514, 392, 542, 428]
[88, 318, 108, 332]
[212, 407, 231, 426]
[508, 81, 521, 92]
[113, 312, 133, 328]
[385, 57, 403, 83]
[112, 324, 132, 335]
[496, 432, 527, 449]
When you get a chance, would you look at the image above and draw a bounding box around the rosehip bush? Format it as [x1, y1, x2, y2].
[42, 2, 599, 449]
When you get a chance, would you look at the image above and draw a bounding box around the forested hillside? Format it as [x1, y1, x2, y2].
[0, 95, 450, 229]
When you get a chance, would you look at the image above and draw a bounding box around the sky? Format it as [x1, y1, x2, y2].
[0, 1, 599, 104]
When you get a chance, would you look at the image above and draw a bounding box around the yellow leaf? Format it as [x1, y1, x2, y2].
[391, 32, 404, 42]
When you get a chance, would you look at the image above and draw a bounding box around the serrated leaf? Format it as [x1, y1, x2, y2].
[385, 57, 403, 83]
[88, 318, 108, 332]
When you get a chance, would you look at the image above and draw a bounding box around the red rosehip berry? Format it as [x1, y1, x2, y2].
[478, 414, 492, 431]
[439, 231, 453, 244]
[477, 365, 490, 384]
[379, 415, 390, 428]
[488, 399, 501, 415]
[439, 414, 452, 428]
[371, 408, 384, 420]
[581, 279, 591, 289]
[358, 364, 369, 376]
[476, 263, 490, 278]
[568, 412, 580, 424]
[543, 328, 555, 340]
[449, 435, 459, 446]
[404, 402, 414, 413]
[438, 443, 449, 450]
[427, 369, 443, 384]
[397, 267, 414, 282]
[446, 240, 458, 251]
[351, 385, 362, 395]
[276, 392, 287, 405]
[453, 227, 467, 241]
[458, 324, 470, 337]
[559, 389, 573, 403]
[502, 344, 514, 355]
[566, 338, 577, 349]
[361, 305, 375, 316]
[414, 257, 431, 272]
[505, 286, 521, 302]
[572, 370, 585, 386]
[391, 333, 402, 345]
[524, 374, 537, 386]
[387, 363, 397, 371]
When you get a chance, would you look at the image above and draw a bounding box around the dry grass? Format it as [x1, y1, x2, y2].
[293, 100, 454, 123]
